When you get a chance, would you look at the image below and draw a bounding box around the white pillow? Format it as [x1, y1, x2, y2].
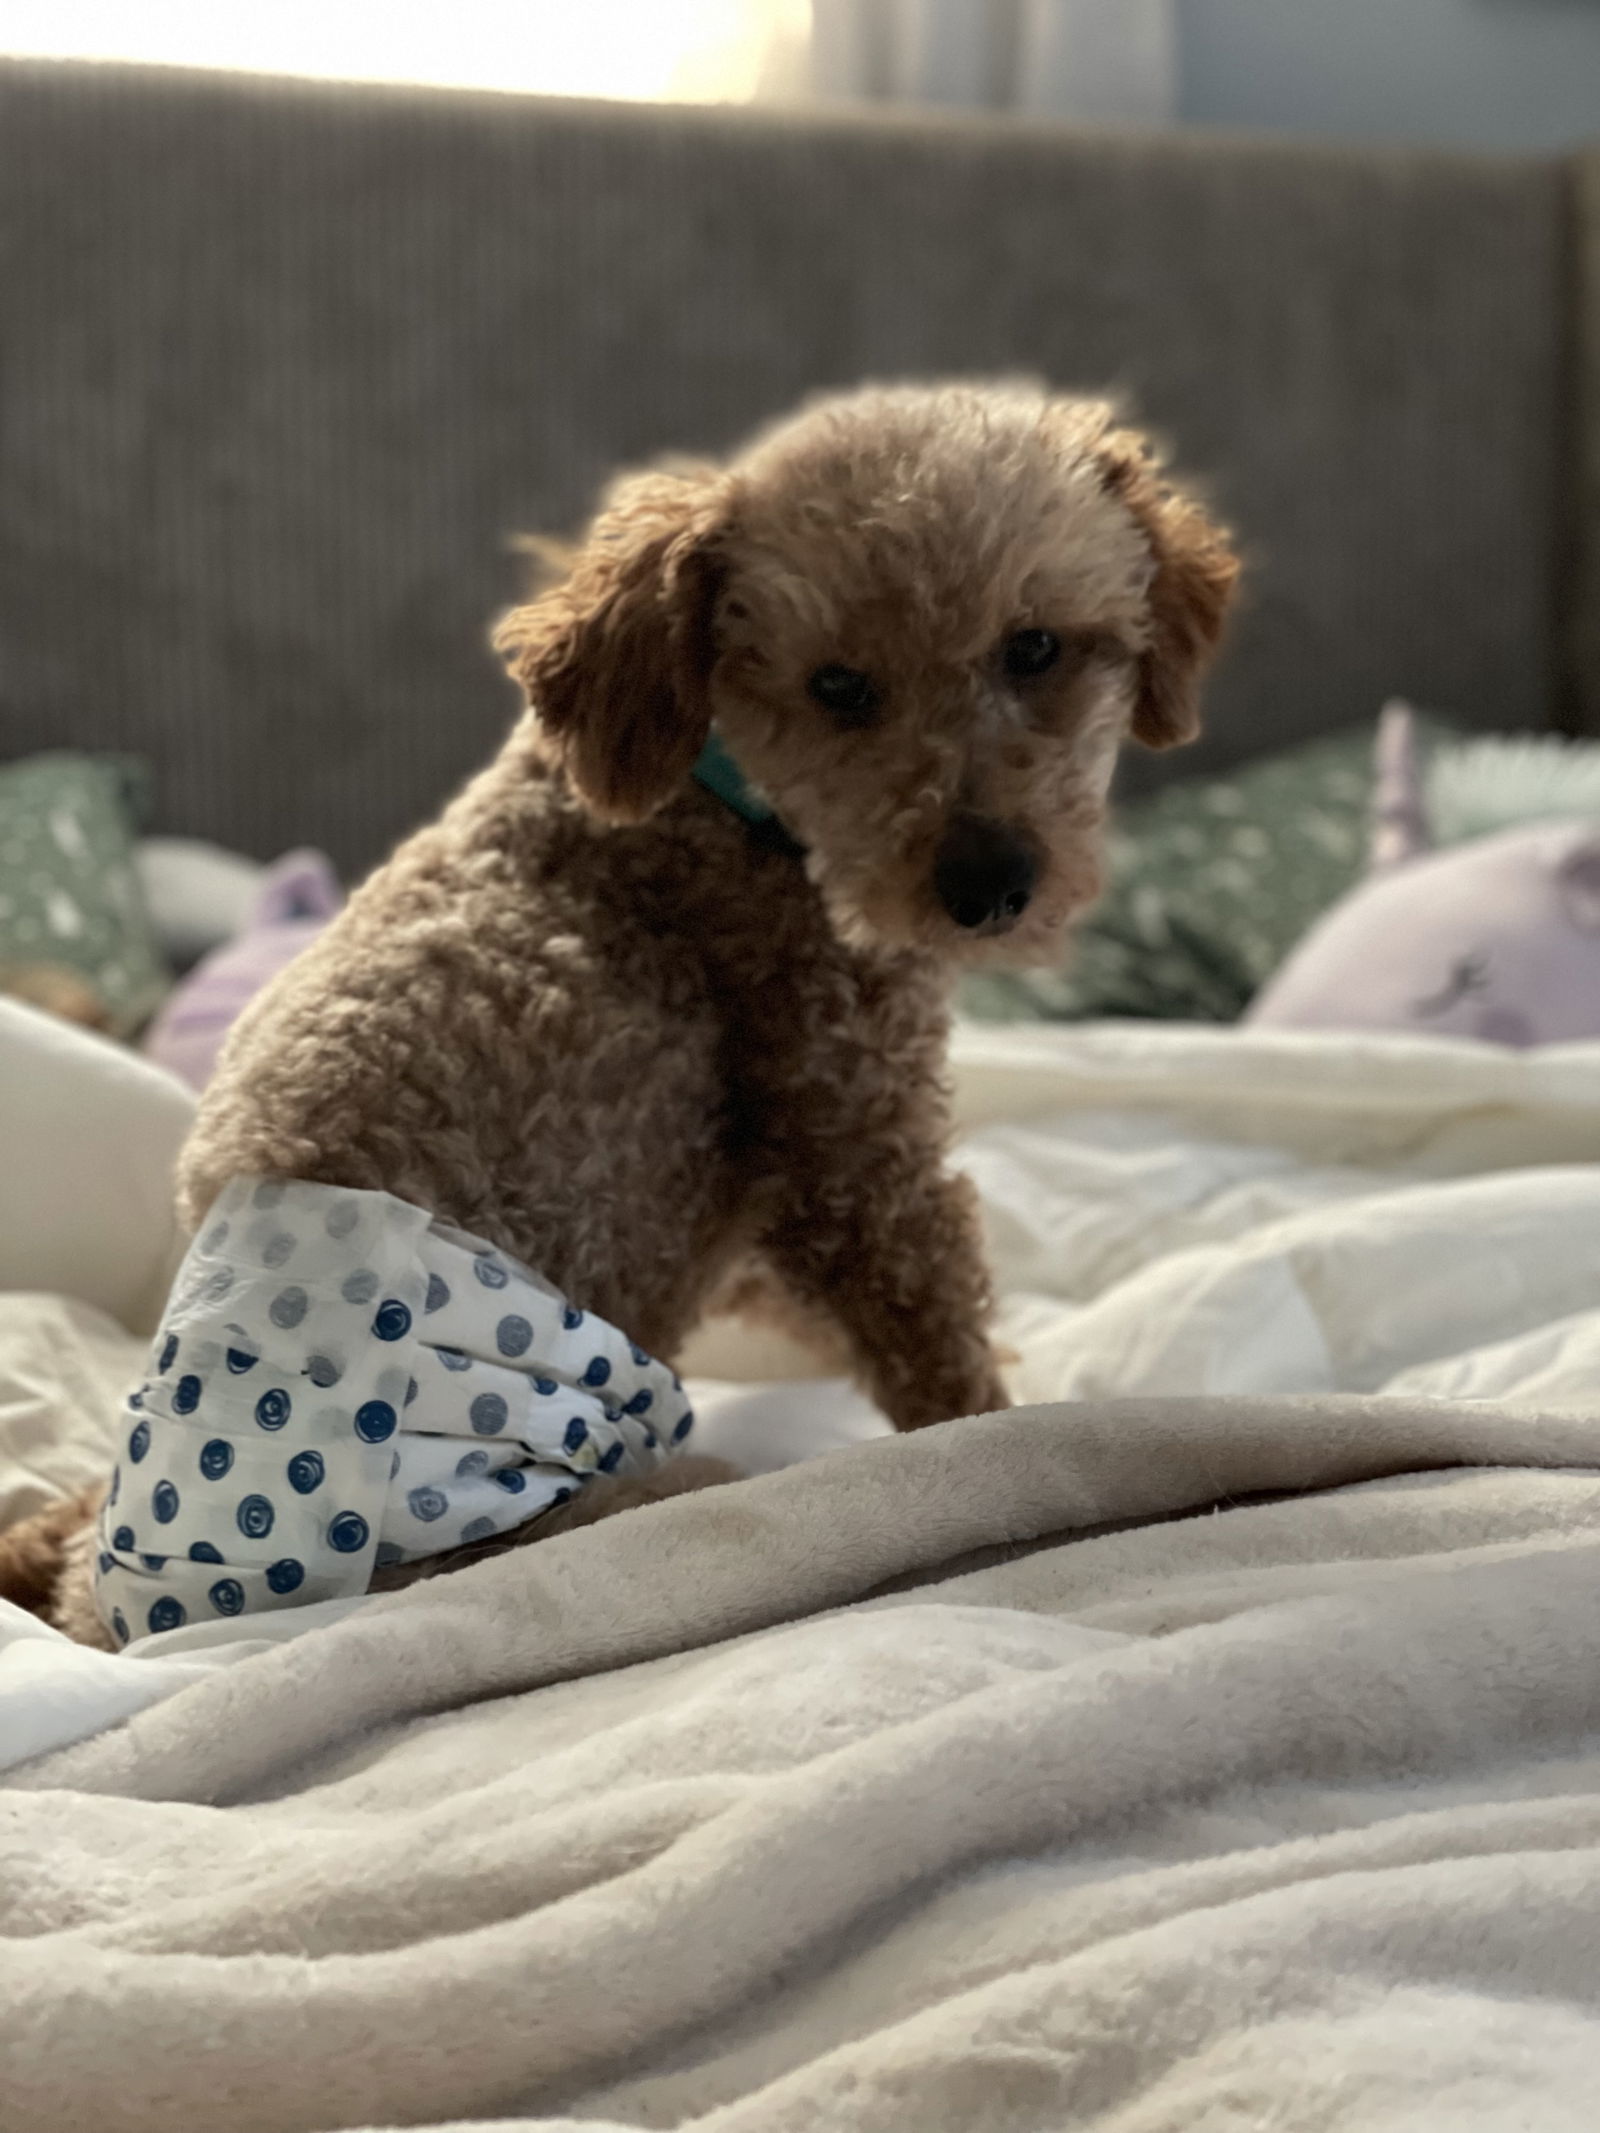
[0, 1293, 140, 1529]
[135, 837, 265, 970]
[0, 998, 193, 1334]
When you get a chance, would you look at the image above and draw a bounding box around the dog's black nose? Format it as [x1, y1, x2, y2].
[934, 820, 1039, 932]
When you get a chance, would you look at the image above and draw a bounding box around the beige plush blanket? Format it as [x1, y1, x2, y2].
[7, 1390, 1600, 2133]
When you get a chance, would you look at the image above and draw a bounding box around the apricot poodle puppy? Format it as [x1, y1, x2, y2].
[6, 378, 1237, 1647]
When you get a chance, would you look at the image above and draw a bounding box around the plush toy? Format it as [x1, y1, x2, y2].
[1247, 704, 1600, 1046]
[143, 849, 342, 1088]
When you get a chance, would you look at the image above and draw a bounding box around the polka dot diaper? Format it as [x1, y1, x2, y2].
[93, 1176, 694, 1647]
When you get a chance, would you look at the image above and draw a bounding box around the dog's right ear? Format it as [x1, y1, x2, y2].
[1091, 422, 1239, 752]
[495, 465, 727, 823]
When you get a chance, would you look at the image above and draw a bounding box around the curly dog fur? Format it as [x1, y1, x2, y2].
[4, 379, 1237, 1646]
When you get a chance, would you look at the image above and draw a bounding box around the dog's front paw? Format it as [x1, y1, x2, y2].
[881, 1357, 1012, 1432]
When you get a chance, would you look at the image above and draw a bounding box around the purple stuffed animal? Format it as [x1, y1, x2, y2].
[1248, 704, 1600, 1047]
[144, 849, 342, 1089]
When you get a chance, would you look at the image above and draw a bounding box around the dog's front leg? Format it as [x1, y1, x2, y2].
[762, 1149, 1010, 1432]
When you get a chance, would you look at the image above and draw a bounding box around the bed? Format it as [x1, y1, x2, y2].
[5, 59, 1600, 2133]
[5, 1002, 1600, 2128]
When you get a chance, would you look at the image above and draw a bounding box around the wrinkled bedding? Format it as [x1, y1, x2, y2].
[958, 1023, 1600, 1409]
[5, 1009, 1600, 2129]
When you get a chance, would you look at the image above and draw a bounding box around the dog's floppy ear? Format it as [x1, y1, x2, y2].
[496, 464, 727, 822]
[1095, 425, 1239, 751]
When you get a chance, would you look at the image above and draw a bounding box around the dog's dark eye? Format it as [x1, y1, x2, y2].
[807, 664, 880, 726]
[1003, 629, 1062, 679]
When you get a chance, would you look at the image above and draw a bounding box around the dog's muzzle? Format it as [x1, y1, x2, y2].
[934, 818, 1040, 934]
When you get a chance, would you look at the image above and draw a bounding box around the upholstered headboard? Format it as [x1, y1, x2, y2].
[0, 60, 1581, 870]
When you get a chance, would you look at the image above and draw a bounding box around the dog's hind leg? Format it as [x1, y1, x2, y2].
[367, 1454, 742, 1593]
[0, 1481, 114, 1647]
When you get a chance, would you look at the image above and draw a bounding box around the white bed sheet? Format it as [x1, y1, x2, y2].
[7, 1007, 1600, 1769]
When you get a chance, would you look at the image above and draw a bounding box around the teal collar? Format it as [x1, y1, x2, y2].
[691, 729, 775, 827]
[691, 738, 780, 827]
[691, 731, 806, 860]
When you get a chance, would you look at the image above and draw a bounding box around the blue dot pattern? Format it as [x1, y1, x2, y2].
[91, 1174, 691, 1645]
[255, 1387, 292, 1431]
[354, 1400, 397, 1443]
[328, 1511, 370, 1554]
[496, 1315, 533, 1358]
[199, 1439, 234, 1481]
[287, 1450, 326, 1495]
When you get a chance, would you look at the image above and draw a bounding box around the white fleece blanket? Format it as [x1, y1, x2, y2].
[5, 1006, 1600, 2127]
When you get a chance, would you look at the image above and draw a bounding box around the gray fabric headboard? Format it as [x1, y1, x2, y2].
[0, 60, 1578, 871]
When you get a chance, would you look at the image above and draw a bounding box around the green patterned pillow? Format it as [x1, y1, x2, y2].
[960, 726, 1388, 1025]
[0, 753, 168, 1034]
